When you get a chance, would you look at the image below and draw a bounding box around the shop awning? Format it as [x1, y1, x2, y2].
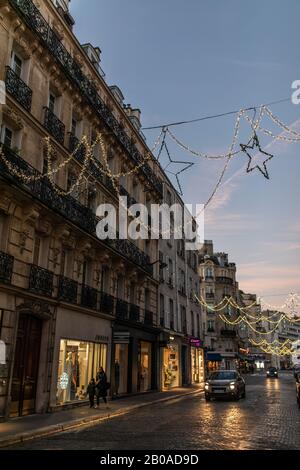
[206, 353, 222, 361]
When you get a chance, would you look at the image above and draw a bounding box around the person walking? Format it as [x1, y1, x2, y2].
[87, 378, 95, 408]
[95, 367, 109, 408]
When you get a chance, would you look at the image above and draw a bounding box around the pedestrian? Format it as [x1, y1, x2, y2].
[95, 367, 109, 408]
[87, 378, 95, 408]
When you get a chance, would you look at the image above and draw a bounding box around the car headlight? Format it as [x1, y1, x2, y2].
[267, 372, 270, 375]
[204, 383, 209, 390]
[229, 382, 236, 390]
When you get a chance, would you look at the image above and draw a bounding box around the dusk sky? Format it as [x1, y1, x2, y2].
[71, 0, 300, 311]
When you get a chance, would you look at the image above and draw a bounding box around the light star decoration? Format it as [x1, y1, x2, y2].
[240, 132, 274, 180]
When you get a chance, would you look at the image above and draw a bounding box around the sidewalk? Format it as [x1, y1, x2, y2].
[0, 385, 203, 448]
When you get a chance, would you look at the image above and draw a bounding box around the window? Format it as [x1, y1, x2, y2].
[33, 235, 41, 266]
[208, 320, 215, 332]
[3, 127, 13, 148]
[160, 294, 165, 327]
[168, 258, 173, 285]
[12, 53, 22, 77]
[197, 314, 200, 337]
[0, 213, 9, 252]
[181, 306, 187, 333]
[49, 93, 56, 113]
[191, 311, 194, 336]
[169, 299, 174, 330]
[71, 118, 77, 136]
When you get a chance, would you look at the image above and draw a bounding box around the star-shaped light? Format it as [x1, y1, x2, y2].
[240, 132, 274, 179]
[156, 129, 194, 195]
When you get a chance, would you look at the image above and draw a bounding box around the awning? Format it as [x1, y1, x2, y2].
[206, 353, 222, 361]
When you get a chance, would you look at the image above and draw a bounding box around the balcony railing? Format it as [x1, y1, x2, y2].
[0, 251, 14, 284]
[58, 276, 78, 304]
[220, 329, 237, 338]
[68, 133, 86, 164]
[206, 293, 215, 299]
[116, 299, 128, 320]
[99, 292, 114, 315]
[205, 276, 214, 281]
[0, 146, 153, 276]
[81, 285, 98, 310]
[9, 0, 163, 197]
[216, 276, 233, 285]
[144, 310, 153, 326]
[44, 107, 65, 145]
[28, 265, 54, 296]
[5, 66, 33, 112]
[129, 304, 140, 322]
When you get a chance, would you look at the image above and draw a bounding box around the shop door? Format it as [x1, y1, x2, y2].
[10, 314, 42, 417]
[181, 345, 188, 385]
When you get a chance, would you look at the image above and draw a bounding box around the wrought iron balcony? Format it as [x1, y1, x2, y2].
[116, 299, 128, 320]
[9, 0, 163, 197]
[144, 310, 153, 326]
[44, 107, 65, 145]
[100, 292, 114, 315]
[216, 276, 233, 285]
[68, 133, 86, 164]
[28, 265, 54, 296]
[58, 276, 78, 304]
[81, 285, 98, 310]
[205, 276, 214, 282]
[0, 146, 153, 276]
[220, 329, 237, 338]
[0, 251, 14, 284]
[5, 66, 32, 112]
[129, 304, 140, 322]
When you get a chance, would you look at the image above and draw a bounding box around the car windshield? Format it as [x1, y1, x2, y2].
[268, 368, 277, 371]
[209, 371, 237, 380]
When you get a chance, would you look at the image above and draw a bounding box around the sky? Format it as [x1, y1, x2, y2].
[70, 0, 300, 311]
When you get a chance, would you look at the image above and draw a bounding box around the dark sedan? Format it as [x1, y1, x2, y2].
[266, 367, 278, 378]
[204, 370, 246, 401]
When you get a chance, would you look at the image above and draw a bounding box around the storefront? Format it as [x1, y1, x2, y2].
[206, 352, 222, 372]
[162, 339, 180, 389]
[56, 339, 107, 404]
[51, 307, 112, 410]
[112, 324, 160, 396]
[190, 338, 205, 384]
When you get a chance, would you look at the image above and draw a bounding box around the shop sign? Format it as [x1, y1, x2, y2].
[95, 335, 109, 343]
[189, 338, 202, 348]
[113, 332, 130, 344]
[59, 372, 69, 390]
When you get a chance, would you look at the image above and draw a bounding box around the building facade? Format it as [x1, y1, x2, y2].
[0, 0, 163, 419]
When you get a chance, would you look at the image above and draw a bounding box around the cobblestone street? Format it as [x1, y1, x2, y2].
[9, 372, 300, 450]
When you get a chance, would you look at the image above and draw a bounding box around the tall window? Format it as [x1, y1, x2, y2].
[169, 299, 174, 330]
[208, 320, 215, 332]
[0, 213, 9, 252]
[181, 306, 187, 333]
[12, 53, 22, 77]
[82, 259, 93, 286]
[49, 93, 56, 113]
[197, 314, 200, 338]
[32, 235, 41, 266]
[71, 118, 77, 136]
[160, 294, 165, 327]
[191, 311, 194, 336]
[3, 127, 13, 148]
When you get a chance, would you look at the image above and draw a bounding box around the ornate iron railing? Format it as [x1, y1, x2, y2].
[129, 304, 140, 322]
[144, 310, 153, 326]
[9, 0, 163, 197]
[81, 285, 98, 310]
[28, 265, 54, 296]
[68, 133, 86, 164]
[0, 146, 153, 275]
[58, 276, 78, 303]
[99, 292, 114, 314]
[5, 66, 32, 112]
[0, 251, 14, 284]
[116, 299, 128, 320]
[215, 276, 233, 285]
[44, 107, 65, 145]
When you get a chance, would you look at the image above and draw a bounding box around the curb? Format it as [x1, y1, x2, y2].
[0, 388, 203, 448]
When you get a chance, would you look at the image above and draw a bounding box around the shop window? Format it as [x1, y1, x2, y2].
[114, 344, 128, 395]
[163, 342, 179, 389]
[56, 339, 107, 404]
[138, 341, 152, 392]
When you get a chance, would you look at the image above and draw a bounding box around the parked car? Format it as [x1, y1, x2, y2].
[204, 370, 246, 401]
[266, 367, 278, 378]
[293, 366, 300, 379]
[296, 373, 300, 409]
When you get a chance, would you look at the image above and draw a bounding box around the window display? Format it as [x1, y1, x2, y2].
[56, 339, 107, 404]
[138, 341, 152, 392]
[191, 347, 205, 384]
[163, 343, 179, 389]
[114, 344, 128, 395]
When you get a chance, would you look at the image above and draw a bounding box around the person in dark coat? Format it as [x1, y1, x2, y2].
[87, 378, 95, 408]
[95, 367, 108, 407]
